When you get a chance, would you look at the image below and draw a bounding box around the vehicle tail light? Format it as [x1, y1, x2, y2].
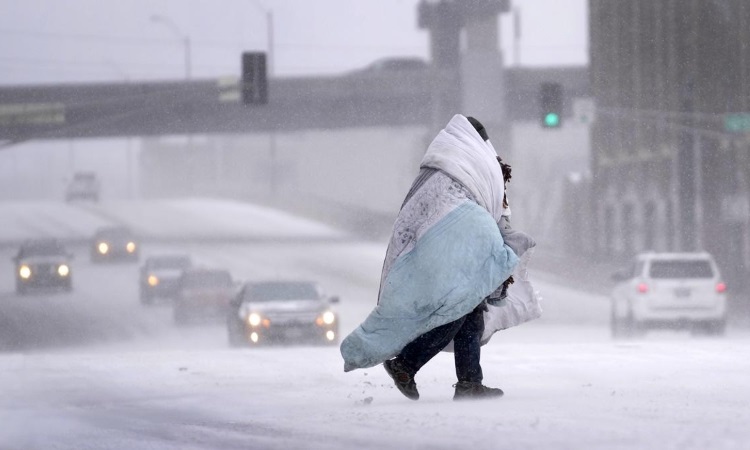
[716, 282, 727, 293]
[637, 283, 648, 294]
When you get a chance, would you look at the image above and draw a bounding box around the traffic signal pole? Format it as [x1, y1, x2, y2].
[676, 80, 700, 251]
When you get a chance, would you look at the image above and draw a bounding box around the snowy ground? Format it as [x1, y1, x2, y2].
[1, 199, 749, 449]
[2, 325, 749, 450]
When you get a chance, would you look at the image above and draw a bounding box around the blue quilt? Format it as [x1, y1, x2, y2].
[340, 201, 518, 372]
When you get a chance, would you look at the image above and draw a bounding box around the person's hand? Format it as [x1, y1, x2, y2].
[499, 275, 514, 298]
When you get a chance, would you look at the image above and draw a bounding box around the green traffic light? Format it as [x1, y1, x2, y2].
[544, 112, 560, 127]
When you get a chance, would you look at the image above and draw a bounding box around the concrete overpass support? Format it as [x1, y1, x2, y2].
[419, 0, 463, 129]
[418, 0, 509, 140]
[462, 3, 508, 153]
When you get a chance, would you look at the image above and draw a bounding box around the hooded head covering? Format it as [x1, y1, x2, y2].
[419, 114, 506, 223]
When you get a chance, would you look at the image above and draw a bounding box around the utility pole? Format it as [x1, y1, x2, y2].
[513, 6, 521, 67]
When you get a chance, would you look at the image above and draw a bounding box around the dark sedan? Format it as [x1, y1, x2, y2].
[91, 226, 139, 263]
[139, 254, 193, 305]
[227, 280, 340, 347]
[173, 268, 235, 325]
[13, 239, 73, 295]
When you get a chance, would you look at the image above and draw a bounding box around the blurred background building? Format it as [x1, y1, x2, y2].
[3, 0, 750, 303]
[588, 0, 750, 296]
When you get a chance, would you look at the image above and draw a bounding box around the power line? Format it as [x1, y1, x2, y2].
[0, 27, 423, 52]
[0, 56, 235, 73]
[0, 27, 260, 49]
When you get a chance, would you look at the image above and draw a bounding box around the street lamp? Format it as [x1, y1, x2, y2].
[150, 14, 192, 79]
[513, 6, 521, 67]
[103, 59, 135, 199]
[151, 14, 195, 195]
[248, 1, 274, 77]
[248, 1, 276, 196]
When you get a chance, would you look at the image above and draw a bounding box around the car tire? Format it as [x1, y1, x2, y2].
[227, 319, 246, 347]
[140, 293, 153, 306]
[228, 330, 245, 348]
[173, 307, 189, 326]
[611, 310, 627, 339]
[709, 319, 727, 336]
[692, 319, 726, 337]
[612, 309, 641, 339]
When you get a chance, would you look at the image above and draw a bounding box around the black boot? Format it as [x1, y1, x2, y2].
[384, 358, 419, 400]
[453, 381, 504, 400]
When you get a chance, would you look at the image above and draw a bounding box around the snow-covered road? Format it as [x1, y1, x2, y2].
[2, 333, 749, 450]
[1, 199, 749, 449]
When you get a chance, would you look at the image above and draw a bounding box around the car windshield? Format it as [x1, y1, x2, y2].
[182, 272, 232, 288]
[368, 58, 427, 71]
[150, 257, 191, 270]
[96, 228, 132, 239]
[649, 260, 714, 279]
[19, 240, 67, 257]
[245, 282, 319, 302]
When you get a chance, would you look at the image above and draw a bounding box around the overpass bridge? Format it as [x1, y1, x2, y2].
[0, 66, 588, 146]
[0, 71, 433, 145]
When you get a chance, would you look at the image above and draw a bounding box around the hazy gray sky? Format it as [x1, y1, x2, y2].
[0, 0, 587, 85]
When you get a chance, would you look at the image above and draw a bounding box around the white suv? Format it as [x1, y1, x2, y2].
[610, 252, 727, 337]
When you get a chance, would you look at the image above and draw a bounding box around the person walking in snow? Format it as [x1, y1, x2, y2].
[340, 114, 540, 401]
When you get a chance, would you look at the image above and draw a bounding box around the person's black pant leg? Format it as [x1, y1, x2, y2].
[453, 304, 485, 383]
[398, 316, 466, 374]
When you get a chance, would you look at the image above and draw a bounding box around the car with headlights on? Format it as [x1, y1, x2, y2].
[13, 238, 73, 295]
[227, 280, 340, 347]
[139, 254, 193, 305]
[173, 268, 235, 325]
[610, 252, 727, 338]
[91, 226, 139, 263]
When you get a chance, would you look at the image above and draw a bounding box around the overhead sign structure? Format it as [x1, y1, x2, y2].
[724, 113, 750, 133]
[0, 103, 65, 126]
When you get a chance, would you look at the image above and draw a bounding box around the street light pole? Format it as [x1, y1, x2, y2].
[249, 1, 274, 77]
[104, 59, 135, 199]
[150, 14, 191, 79]
[151, 14, 195, 196]
[184, 36, 192, 80]
[248, 2, 276, 196]
[266, 10, 274, 77]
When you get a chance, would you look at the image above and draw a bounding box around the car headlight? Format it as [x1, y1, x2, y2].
[148, 275, 159, 286]
[126, 242, 136, 253]
[322, 311, 336, 325]
[98, 242, 109, 254]
[19, 265, 31, 279]
[248, 313, 262, 327]
[57, 264, 70, 277]
[317, 311, 336, 326]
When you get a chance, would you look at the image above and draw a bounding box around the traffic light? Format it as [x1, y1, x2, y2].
[241, 52, 268, 105]
[539, 82, 563, 128]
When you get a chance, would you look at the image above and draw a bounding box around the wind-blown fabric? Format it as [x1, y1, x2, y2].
[481, 247, 543, 343]
[340, 114, 520, 372]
